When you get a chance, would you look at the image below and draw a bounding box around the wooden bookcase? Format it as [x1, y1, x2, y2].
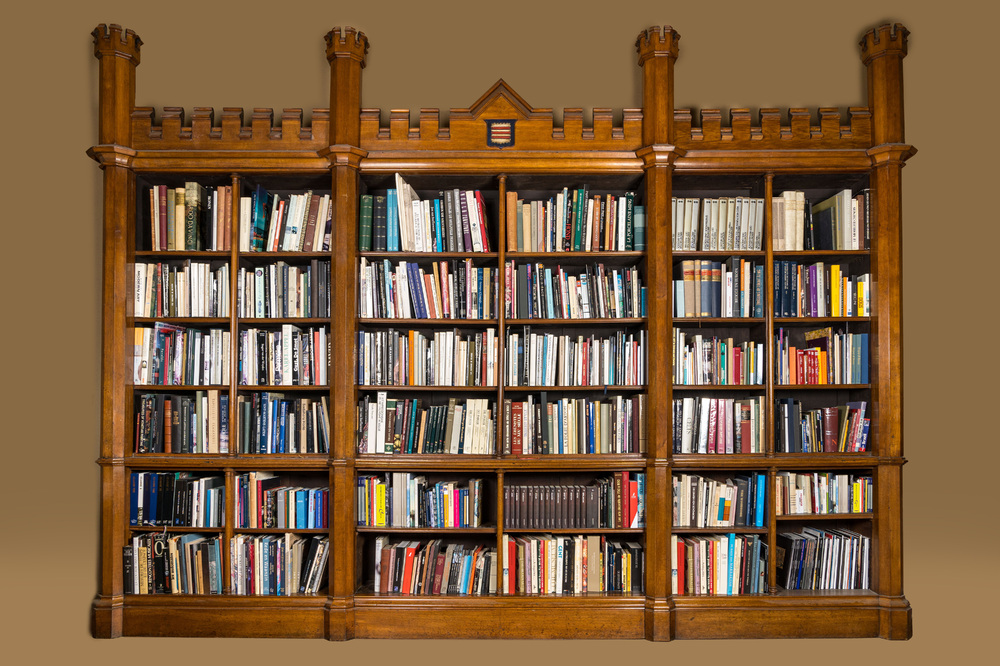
[90, 21, 913, 640]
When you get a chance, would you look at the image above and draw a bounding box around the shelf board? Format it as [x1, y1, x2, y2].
[506, 318, 646, 326]
[360, 318, 498, 326]
[672, 526, 768, 534]
[238, 251, 331, 259]
[128, 525, 223, 533]
[238, 317, 330, 325]
[355, 454, 646, 471]
[132, 384, 230, 392]
[673, 251, 766, 258]
[671, 384, 765, 391]
[772, 250, 870, 258]
[503, 385, 645, 393]
[773, 317, 870, 324]
[360, 251, 499, 260]
[506, 251, 644, 262]
[135, 250, 230, 258]
[774, 384, 870, 390]
[356, 384, 497, 393]
[238, 384, 330, 392]
[133, 317, 230, 325]
[119, 454, 329, 470]
[504, 528, 643, 535]
[673, 317, 765, 324]
[775, 513, 873, 520]
[235, 527, 329, 534]
[671, 454, 769, 468]
[356, 526, 496, 534]
[671, 453, 878, 468]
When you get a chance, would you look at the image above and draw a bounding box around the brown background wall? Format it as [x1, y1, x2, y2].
[2, 0, 996, 662]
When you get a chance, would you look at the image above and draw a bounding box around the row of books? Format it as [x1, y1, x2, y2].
[504, 261, 645, 320]
[357, 474, 484, 528]
[238, 326, 329, 386]
[504, 329, 646, 387]
[672, 196, 765, 251]
[505, 534, 642, 595]
[359, 258, 498, 320]
[672, 330, 765, 386]
[129, 472, 224, 527]
[134, 324, 230, 386]
[134, 391, 229, 454]
[236, 260, 331, 319]
[775, 399, 870, 453]
[775, 472, 873, 515]
[230, 534, 329, 596]
[144, 183, 232, 252]
[773, 328, 869, 385]
[672, 473, 767, 528]
[773, 189, 871, 251]
[674, 258, 765, 318]
[777, 528, 870, 590]
[673, 397, 765, 454]
[505, 189, 644, 253]
[503, 472, 645, 530]
[360, 176, 493, 253]
[358, 394, 495, 455]
[135, 261, 230, 318]
[504, 394, 646, 455]
[124, 534, 223, 595]
[235, 393, 330, 455]
[235, 472, 329, 529]
[671, 533, 768, 596]
[774, 261, 871, 318]
[240, 186, 332, 253]
[356, 328, 497, 387]
[373, 537, 496, 596]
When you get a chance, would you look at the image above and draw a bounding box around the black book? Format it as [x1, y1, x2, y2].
[151, 532, 168, 594]
[123, 545, 134, 594]
[372, 195, 387, 252]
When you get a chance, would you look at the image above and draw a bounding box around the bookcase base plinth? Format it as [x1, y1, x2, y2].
[120, 596, 329, 638]
[645, 600, 674, 641]
[878, 596, 913, 640]
[325, 597, 355, 641]
[671, 594, 884, 639]
[353, 596, 645, 639]
[91, 595, 123, 638]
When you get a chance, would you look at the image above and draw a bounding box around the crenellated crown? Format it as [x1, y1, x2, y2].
[92, 23, 141, 63]
[635, 26, 680, 65]
[860, 23, 908, 62]
[325, 27, 369, 66]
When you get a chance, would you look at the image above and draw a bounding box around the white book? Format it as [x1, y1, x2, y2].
[374, 391, 387, 454]
[394, 173, 419, 251]
[412, 199, 424, 252]
[743, 197, 755, 250]
[701, 199, 712, 250]
[670, 197, 678, 250]
[754, 197, 765, 250]
[465, 190, 484, 252]
[686, 198, 699, 250]
[733, 197, 744, 250]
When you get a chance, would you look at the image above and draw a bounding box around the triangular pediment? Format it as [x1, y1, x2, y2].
[466, 80, 536, 120]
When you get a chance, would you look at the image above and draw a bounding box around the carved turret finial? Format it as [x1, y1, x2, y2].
[325, 27, 369, 67]
[860, 23, 908, 64]
[636, 26, 680, 66]
[92, 23, 141, 63]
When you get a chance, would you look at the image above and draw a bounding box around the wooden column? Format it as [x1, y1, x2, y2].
[860, 23, 915, 641]
[89, 23, 141, 639]
[635, 25, 681, 642]
[323, 26, 369, 641]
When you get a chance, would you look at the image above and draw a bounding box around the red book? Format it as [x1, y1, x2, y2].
[507, 538, 517, 595]
[676, 538, 686, 595]
[707, 398, 718, 453]
[400, 542, 418, 595]
[740, 402, 752, 454]
[475, 190, 490, 251]
[431, 551, 447, 595]
[628, 479, 638, 528]
[511, 402, 523, 455]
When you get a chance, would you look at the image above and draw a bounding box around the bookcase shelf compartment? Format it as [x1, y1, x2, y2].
[92, 20, 912, 641]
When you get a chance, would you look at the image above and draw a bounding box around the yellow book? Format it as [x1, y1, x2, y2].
[375, 482, 386, 527]
[831, 264, 841, 316]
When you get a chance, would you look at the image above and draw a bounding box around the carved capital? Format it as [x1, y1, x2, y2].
[636, 144, 684, 168]
[92, 24, 141, 63]
[636, 26, 680, 66]
[860, 23, 908, 64]
[325, 27, 369, 67]
[867, 143, 917, 167]
[319, 144, 368, 169]
[86, 144, 136, 168]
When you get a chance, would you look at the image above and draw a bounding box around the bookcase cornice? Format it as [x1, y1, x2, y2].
[673, 107, 873, 151]
[131, 107, 331, 152]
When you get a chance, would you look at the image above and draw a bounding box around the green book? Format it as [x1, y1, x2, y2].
[359, 194, 374, 251]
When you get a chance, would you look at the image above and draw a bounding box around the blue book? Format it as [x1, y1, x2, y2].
[636, 472, 645, 526]
[860, 333, 869, 384]
[296, 491, 307, 529]
[129, 473, 139, 526]
[405, 263, 428, 319]
[434, 199, 444, 252]
[557, 401, 564, 454]
[754, 474, 766, 527]
[147, 473, 159, 527]
[460, 552, 473, 595]
[477, 268, 484, 319]
[754, 266, 765, 317]
[587, 402, 596, 454]
[278, 400, 288, 454]
[727, 533, 736, 595]
[544, 268, 555, 318]
[387, 189, 399, 252]
[308, 489, 316, 529]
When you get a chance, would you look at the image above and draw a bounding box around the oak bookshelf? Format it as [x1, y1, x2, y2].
[90, 21, 913, 640]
